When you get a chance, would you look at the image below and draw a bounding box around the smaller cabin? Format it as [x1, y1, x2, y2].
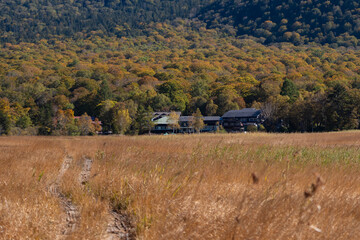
[151, 112, 181, 133]
[179, 116, 221, 133]
[202, 116, 221, 132]
[179, 116, 194, 133]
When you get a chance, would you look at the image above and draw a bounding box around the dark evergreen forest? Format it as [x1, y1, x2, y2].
[198, 0, 360, 46]
[0, 0, 213, 42]
[3, 0, 360, 46]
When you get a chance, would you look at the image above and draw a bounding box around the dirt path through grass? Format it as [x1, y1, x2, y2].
[49, 155, 80, 239]
[79, 157, 93, 185]
[105, 210, 135, 240]
[78, 155, 135, 239]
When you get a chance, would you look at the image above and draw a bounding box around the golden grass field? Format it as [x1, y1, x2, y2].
[1, 132, 360, 239]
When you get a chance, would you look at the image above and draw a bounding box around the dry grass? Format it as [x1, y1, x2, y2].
[1, 131, 360, 239]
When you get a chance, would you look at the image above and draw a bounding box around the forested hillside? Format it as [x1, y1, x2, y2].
[0, 0, 213, 42]
[198, 0, 360, 46]
[4, 0, 360, 46]
[0, 22, 359, 135]
[0, 1, 360, 135]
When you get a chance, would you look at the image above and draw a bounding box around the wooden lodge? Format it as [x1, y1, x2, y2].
[221, 108, 263, 132]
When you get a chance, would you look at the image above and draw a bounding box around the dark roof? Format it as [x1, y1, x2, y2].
[179, 116, 194, 122]
[203, 116, 221, 121]
[179, 116, 221, 122]
[222, 108, 261, 118]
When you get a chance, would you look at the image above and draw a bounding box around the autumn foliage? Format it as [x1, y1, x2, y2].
[0, 23, 360, 135]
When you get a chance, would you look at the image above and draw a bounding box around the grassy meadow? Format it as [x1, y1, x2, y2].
[0, 132, 360, 239]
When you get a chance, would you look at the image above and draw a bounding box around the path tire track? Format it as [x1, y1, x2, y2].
[105, 210, 136, 240]
[49, 155, 80, 239]
[79, 157, 93, 185]
[78, 155, 135, 240]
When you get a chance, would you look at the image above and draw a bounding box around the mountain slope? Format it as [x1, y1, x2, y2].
[197, 0, 360, 46]
[3, 0, 360, 46]
[0, 0, 213, 42]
